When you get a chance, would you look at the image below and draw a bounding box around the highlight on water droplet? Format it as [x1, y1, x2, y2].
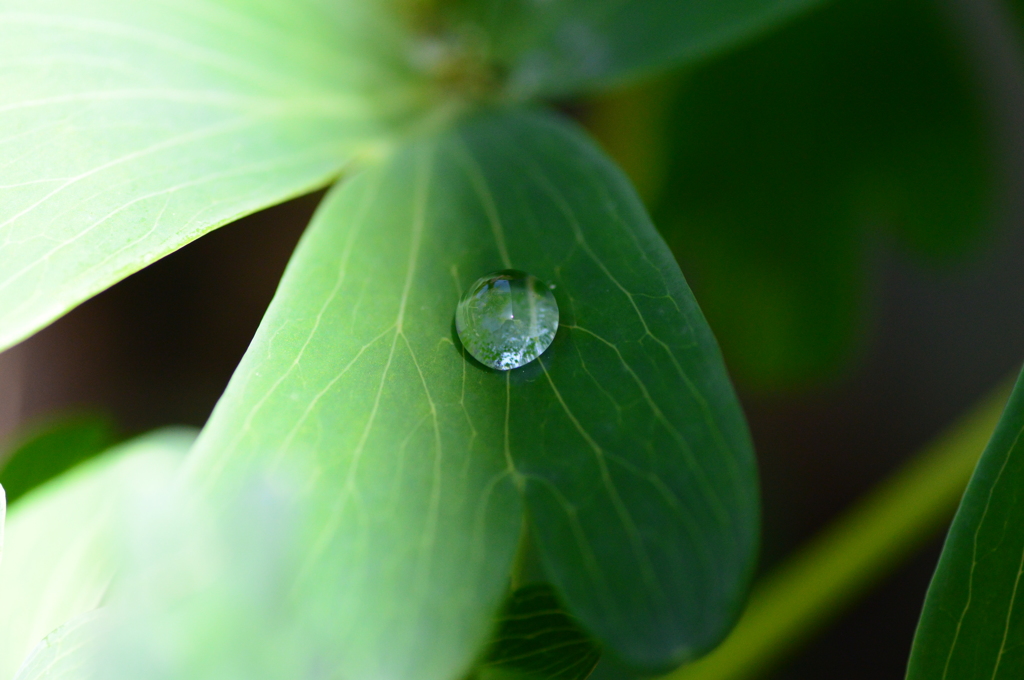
[455, 270, 559, 371]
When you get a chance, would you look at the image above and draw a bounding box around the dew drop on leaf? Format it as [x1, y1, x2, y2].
[455, 270, 559, 371]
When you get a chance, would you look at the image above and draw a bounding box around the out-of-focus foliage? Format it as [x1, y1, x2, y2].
[642, 0, 993, 389]
[0, 484, 5, 570]
[93, 464, 345, 680]
[0, 413, 117, 505]
[11, 610, 104, 680]
[447, 0, 824, 99]
[0, 429, 191, 680]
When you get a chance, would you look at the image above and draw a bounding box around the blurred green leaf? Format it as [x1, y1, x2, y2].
[0, 0, 430, 353]
[0, 413, 117, 505]
[11, 610, 103, 680]
[0, 483, 5, 567]
[95, 466, 351, 680]
[0, 428, 192, 680]
[648, 0, 993, 389]
[449, 0, 824, 99]
[184, 109, 757, 678]
[906, 369, 1024, 680]
[480, 583, 600, 680]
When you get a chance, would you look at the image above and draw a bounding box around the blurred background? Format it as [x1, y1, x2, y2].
[3, 0, 1024, 677]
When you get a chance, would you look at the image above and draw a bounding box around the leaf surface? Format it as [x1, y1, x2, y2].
[0, 428, 191, 680]
[186, 109, 757, 677]
[11, 610, 103, 680]
[481, 583, 600, 680]
[450, 0, 823, 98]
[906, 370, 1024, 680]
[0, 0, 426, 352]
[96, 467, 360, 680]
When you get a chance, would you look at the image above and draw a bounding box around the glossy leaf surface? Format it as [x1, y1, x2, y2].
[0, 0, 426, 352]
[0, 429, 191, 680]
[650, 0, 992, 389]
[187, 109, 757, 677]
[906, 370, 1024, 680]
[0, 413, 117, 505]
[481, 583, 600, 680]
[450, 0, 822, 99]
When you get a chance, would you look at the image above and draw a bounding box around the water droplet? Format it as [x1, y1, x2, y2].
[456, 270, 559, 371]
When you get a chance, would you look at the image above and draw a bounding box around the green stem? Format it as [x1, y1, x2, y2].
[664, 379, 1015, 680]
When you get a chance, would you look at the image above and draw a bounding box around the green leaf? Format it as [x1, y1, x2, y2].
[448, 0, 824, 99]
[0, 0, 429, 353]
[0, 483, 5, 567]
[11, 610, 103, 680]
[906, 369, 1024, 680]
[185, 108, 757, 677]
[481, 583, 600, 680]
[648, 0, 993, 389]
[0, 413, 117, 505]
[0, 428, 192, 680]
[95, 467, 357, 680]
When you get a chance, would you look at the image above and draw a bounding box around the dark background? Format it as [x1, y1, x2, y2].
[2, 0, 1024, 678]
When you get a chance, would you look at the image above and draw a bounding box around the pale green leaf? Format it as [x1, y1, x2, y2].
[183, 109, 757, 678]
[11, 610, 103, 680]
[0, 428, 192, 680]
[0, 0, 429, 352]
[448, 0, 825, 99]
[94, 468, 357, 680]
[907, 369, 1024, 679]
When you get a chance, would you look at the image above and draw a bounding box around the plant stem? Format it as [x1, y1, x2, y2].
[663, 378, 1015, 680]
